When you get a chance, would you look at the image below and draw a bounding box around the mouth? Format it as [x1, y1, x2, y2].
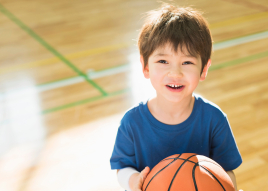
[166, 84, 184, 89]
[166, 84, 185, 92]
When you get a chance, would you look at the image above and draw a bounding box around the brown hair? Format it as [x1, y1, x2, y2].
[138, 3, 212, 74]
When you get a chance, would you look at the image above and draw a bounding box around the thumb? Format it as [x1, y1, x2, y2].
[140, 166, 150, 181]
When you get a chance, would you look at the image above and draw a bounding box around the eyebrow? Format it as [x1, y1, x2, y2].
[153, 53, 171, 57]
[153, 52, 197, 58]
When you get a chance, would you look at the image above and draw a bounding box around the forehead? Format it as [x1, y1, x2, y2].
[151, 43, 199, 59]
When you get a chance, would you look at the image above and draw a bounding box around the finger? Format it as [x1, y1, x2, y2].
[141, 166, 150, 177]
[140, 167, 150, 183]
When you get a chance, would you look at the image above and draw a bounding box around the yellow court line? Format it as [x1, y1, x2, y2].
[1, 11, 268, 75]
[0, 42, 131, 75]
[210, 11, 268, 29]
[65, 42, 131, 59]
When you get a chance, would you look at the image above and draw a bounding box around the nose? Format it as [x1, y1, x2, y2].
[167, 67, 183, 78]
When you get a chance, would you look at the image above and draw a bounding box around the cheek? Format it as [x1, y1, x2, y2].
[149, 67, 165, 86]
[184, 68, 201, 83]
[150, 71, 161, 85]
[149, 65, 162, 78]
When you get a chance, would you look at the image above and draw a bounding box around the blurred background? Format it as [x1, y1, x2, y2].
[0, 0, 268, 190]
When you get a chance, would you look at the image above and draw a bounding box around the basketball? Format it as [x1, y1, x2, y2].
[142, 153, 235, 191]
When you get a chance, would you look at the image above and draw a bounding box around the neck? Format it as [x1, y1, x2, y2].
[148, 94, 195, 124]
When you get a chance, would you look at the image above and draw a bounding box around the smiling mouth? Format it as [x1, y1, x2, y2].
[166, 84, 184, 89]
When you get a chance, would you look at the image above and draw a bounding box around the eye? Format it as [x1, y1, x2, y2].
[183, 61, 193, 65]
[158, 60, 168, 64]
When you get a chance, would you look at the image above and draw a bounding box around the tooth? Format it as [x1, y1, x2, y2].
[172, 85, 175, 87]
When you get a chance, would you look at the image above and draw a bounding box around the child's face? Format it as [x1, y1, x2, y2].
[141, 43, 210, 103]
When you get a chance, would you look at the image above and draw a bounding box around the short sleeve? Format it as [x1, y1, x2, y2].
[210, 116, 242, 171]
[110, 114, 137, 170]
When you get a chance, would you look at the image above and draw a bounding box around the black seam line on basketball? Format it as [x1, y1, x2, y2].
[162, 157, 197, 165]
[198, 160, 223, 169]
[0, 4, 108, 96]
[160, 158, 179, 163]
[157, 156, 183, 165]
[192, 163, 199, 191]
[143, 154, 182, 191]
[166, 158, 222, 169]
[200, 165, 226, 191]
[168, 154, 197, 191]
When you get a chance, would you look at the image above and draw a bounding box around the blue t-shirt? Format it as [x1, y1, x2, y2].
[110, 95, 242, 172]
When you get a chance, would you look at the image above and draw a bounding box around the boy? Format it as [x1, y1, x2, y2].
[110, 3, 242, 191]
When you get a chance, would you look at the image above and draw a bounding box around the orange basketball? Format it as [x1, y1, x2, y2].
[142, 153, 235, 191]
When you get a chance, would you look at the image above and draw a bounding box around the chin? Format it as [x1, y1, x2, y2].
[164, 94, 193, 104]
[165, 96, 184, 103]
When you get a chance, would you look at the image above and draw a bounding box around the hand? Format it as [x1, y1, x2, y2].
[129, 166, 150, 191]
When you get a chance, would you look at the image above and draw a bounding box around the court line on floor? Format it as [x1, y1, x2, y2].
[220, 0, 268, 12]
[209, 51, 268, 71]
[0, 43, 130, 75]
[42, 88, 130, 114]
[0, 88, 129, 126]
[209, 11, 268, 29]
[0, 3, 108, 96]
[213, 30, 268, 50]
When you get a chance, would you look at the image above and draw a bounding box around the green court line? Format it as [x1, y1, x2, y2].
[42, 95, 105, 114]
[0, 3, 108, 96]
[209, 51, 268, 71]
[42, 88, 130, 114]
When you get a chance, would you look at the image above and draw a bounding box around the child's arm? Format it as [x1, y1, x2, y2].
[117, 167, 150, 191]
[226, 170, 241, 191]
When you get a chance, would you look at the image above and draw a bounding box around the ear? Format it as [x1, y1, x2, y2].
[140, 55, 150, 79]
[200, 59, 211, 81]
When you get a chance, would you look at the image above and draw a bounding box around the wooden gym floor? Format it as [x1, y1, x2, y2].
[0, 0, 268, 190]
